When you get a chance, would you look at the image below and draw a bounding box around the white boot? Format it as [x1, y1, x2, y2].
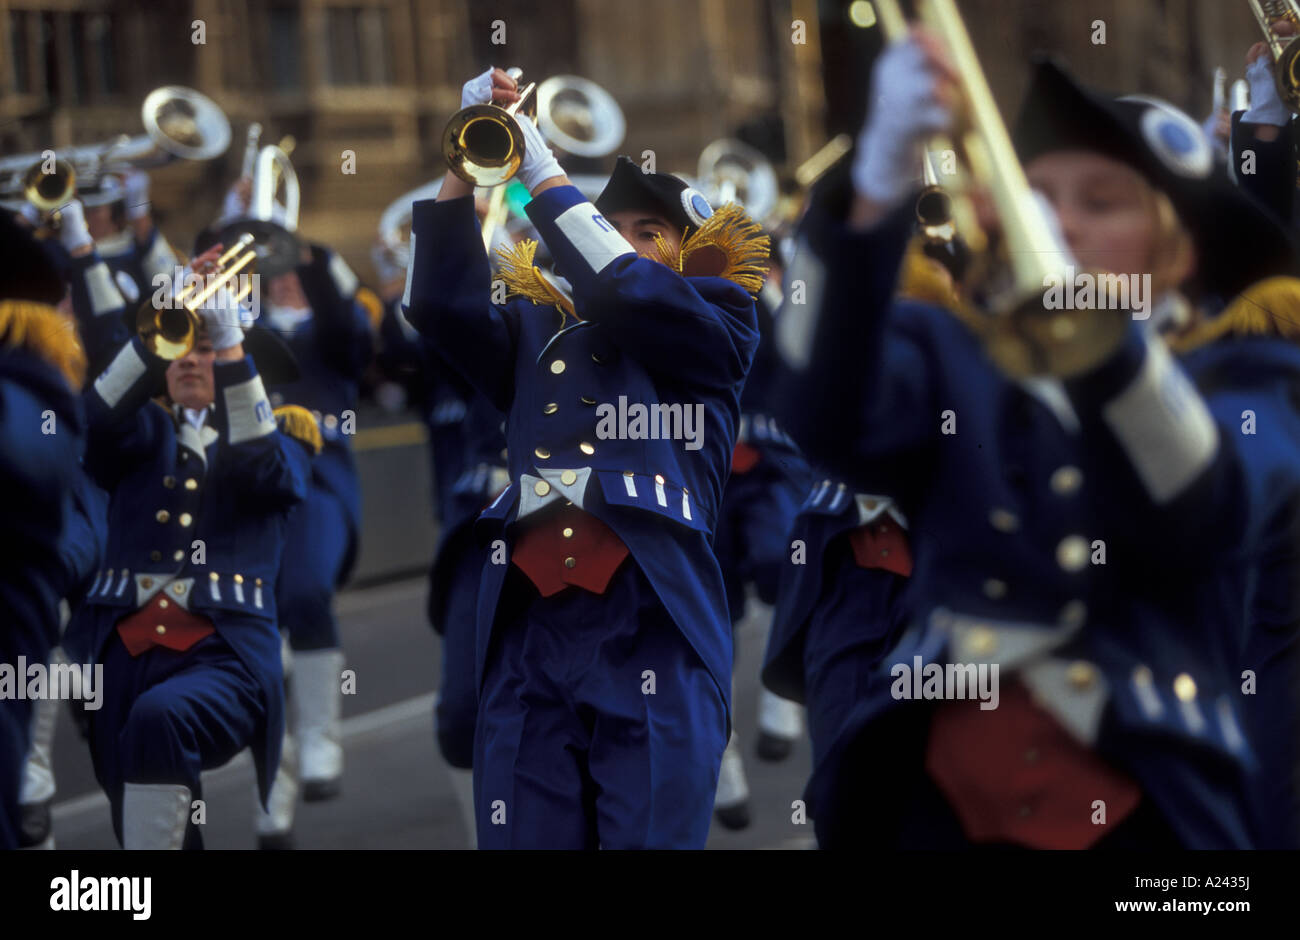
[122, 782, 191, 850]
[447, 767, 478, 849]
[292, 648, 343, 801]
[255, 728, 298, 848]
[19, 688, 60, 848]
[756, 687, 804, 762]
[713, 730, 751, 830]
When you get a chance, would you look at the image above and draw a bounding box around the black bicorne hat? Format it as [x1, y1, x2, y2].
[595, 156, 715, 233]
[1012, 56, 1299, 301]
[0, 210, 65, 305]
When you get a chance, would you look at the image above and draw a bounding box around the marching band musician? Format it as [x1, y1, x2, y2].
[373, 243, 507, 846]
[775, 28, 1300, 849]
[404, 66, 765, 848]
[1230, 18, 1299, 227]
[208, 179, 376, 808]
[59, 239, 316, 849]
[0, 211, 87, 850]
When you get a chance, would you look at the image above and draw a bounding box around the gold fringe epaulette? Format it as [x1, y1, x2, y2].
[354, 286, 386, 332]
[0, 300, 87, 391]
[1170, 276, 1300, 354]
[652, 203, 771, 296]
[896, 239, 985, 333]
[495, 239, 575, 317]
[273, 405, 323, 456]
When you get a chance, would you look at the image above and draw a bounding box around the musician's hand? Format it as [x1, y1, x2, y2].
[517, 113, 565, 193]
[188, 244, 224, 276]
[1242, 52, 1290, 128]
[56, 199, 94, 256]
[851, 27, 959, 213]
[462, 66, 520, 109]
[122, 169, 151, 222]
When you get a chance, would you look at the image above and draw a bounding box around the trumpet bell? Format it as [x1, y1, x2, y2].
[22, 160, 75, 212]
[136, 303, 199, 361]
[443, 104, 528, 187]
[537, 76, 626, 158]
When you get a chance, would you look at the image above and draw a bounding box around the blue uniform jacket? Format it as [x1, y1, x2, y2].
[403, 185, 759, 717]
[61, 332, 311, 801]
[775, 193, 1266, 848]
[263, 245, 373, 579]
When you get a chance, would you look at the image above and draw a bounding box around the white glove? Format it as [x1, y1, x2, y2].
[17, 202, 40, 227]
[122, 170, 151, 221]
[515, 114, 564, 192]
[195, 284, 246, 351]
[852, 39, 953, 205]
[219, 181, 250, 225]
[57, 199, 93, 254]
[461, 67, 497, 109]
[1242, 55, 1290, 127]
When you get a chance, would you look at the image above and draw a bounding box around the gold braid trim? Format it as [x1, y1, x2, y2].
[273, 404, 323, 456]
[896, 239, 986, 334]
[652, 203, 771, 296]
[0, 300, 87, 391]
[1170, 277, 1300, 354]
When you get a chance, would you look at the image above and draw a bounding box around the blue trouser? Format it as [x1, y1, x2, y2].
[0, 698, 30, 849]
[433, 546, 483, 769]
[801, 552, 909, 768]
[475, 563, 727, 849]
[277, 483, 352, 651]
[89, 631, 268, 850]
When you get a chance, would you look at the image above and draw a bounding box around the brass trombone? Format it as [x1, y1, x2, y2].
[1247, 0, 1300, 113]
[137, 233, 258, 360]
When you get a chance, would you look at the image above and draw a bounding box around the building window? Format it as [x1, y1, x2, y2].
[9, 11, 32, 95]
[269, 4, 301, 91]
[325, 5, 392, 87]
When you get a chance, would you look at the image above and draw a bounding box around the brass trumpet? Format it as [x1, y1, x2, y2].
[1247, 0, 1300, 113]
[137, 233, 257, 360]
[19, 159, 77, 233]
[442, 67, 538, 187]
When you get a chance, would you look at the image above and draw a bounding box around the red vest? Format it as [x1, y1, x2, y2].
[116, 591, 215, 656]
[511, 503, 630, 597]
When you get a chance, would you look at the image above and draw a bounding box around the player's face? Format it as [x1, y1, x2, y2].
[605, 210, 683, 262]
[83, 204, 118, 241]
[1025, 150, 1165, 278]
[166, 331, 216, 410]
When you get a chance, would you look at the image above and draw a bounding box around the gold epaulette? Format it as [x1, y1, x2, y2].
[495, 239, 576, 317]
[273, 405, 323, 455]
[896, 239, 984, 333]
[354, 286, 386, 332]
[652, 203, 772, 296]
[0, 300, 87, 391]
[1170, 276, 1300, 354]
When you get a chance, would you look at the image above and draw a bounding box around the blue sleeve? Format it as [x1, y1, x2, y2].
[208, 355, 310, 507]
[525, 185, 759, 390]
[82, 336, 170, 488]
[402, 196, 520, 412]
[1230, 111, 1297, 226]
[65, 251, 132, 373]
[297, 246, 375, 378]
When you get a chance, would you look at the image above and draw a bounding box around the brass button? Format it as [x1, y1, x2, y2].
[1050, 466, 1083, 496]
[579, 442, 595, 455]
[654, 474, 666, 485]
[591, 352, 605, 364]
[880, 548, 890, 557]
[1017, 805, 1032, 819]
[158, 599, 169, 609]
[983, 578, 1007, 599]
[535, 447, 551, 460]
[234, 574, 244, 584]
[550, 359, 566, 375]
[149, 551, 161, 562]
[534, 480, 551, 497]
[564, 556, 577, 569]
[141, 576, 154, 589]
[156, 625, 167, 635]
[173, 550, 184, 562]
[967, 627, 996, 657]
[185, 478, 198, 491]
[156, 510, 170, 523]
[623, 471, 634, 478]
[560, 469, 578, 486]
[209, 572, 219, 582]
[864, 498, 879, 511]
[255, 578, 263, 587]
[988, 508, 1019, 532]
[1173, 673, 1197, 702]
[163, 476, 176, 489]
[172, 583, 184, 595]
[179, 513, 193, 527]
[324, 414, 339, 430]
[1024, 748, 1040, 764]
[562, 527, 574, 538]
[543, 403, 558, 415]
[1056, 535, 1089, 572]
[1066, 661, 1097, 690]
[581, 396, 596, 405]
